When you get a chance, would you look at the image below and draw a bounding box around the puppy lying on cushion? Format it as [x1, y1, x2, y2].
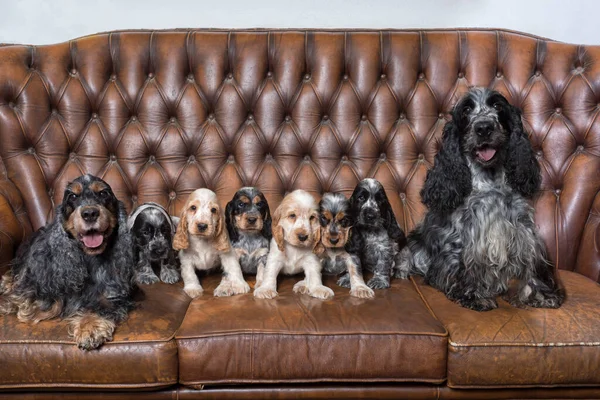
[173, 188, 250, 298]
[318, 192, 374, 299]
[225, 187, 272, 285]
[0, 174, 136, 350]
[128, 202, 180, 285]
[254, 189, 333, 300]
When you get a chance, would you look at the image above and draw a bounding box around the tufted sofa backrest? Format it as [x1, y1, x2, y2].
[0, 29, 599, 280]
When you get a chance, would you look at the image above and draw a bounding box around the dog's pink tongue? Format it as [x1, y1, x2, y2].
[82, 233, 104, 248]
[477, 148, 496, 161]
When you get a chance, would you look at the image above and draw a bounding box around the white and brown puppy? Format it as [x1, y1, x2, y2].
[254, 190, 333, 300]
[173, 189, 250, 298]
[318, 193, 374, 299]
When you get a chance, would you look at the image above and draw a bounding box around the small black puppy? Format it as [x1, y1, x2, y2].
[128, 203, 180, 285]
[346, 178, 406, 289]
[225, 187, 272, 281]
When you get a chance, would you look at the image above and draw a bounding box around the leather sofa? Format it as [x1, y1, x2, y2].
[0, 28, 599, 399]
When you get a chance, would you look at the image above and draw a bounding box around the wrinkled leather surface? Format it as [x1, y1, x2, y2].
[0, 29, 599, 281]
[176, 274, 446, 385]
[0, 282, 190, 389]
[413, 270, 600, 388]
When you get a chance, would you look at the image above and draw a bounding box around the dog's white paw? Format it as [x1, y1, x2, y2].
[309, 285, 334, 300]
[350, 284, 375, 299]
[184, 285, 204, 299]
[229, 279, 251, 295]
[254, 286, 278, 299]
[293, 279, 310, 295]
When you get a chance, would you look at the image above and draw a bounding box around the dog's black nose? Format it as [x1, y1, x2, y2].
[151, 247, 166, 257]
[330, 238, 339, 245]
[298, 234, 308, 242]
[247, 217, 257, 224]
[474, 120, 495, 137]
[197, 223, 208, 232]
[364, 210, 377, 220]
[81, 207, 99, 222]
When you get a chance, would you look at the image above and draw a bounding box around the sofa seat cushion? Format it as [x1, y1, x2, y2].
[0, 282, 191, 390]
[175, 274, 447, 386]
[413, 270, 600, 388]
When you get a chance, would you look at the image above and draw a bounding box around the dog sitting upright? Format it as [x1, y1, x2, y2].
[225, 187, 272, 283]
[318, 193, 374, 299]
[128, 202, 180, 285]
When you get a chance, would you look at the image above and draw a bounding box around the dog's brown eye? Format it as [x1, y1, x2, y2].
[68, 193, 78, 201]
[463, 106, 472, 115]
[99, 190, 109, 198]
[190, 205, 197, 211]
[289, 213, 296, 219]
[493, 102, 502, 111]
[211, 207, 217, 214]
[310, 215, 316, 221]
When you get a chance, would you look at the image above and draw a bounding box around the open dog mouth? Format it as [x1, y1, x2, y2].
[474, 146, 497, 162]
[78, 229, 107, 249]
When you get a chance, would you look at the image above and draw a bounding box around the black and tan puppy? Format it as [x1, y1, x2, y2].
[318, 193, 374, 298]
[0, 174, 135, 350]
[225, 187, 271, 282]
[346, 178, 406, 289]
[128, 202, 180, 285]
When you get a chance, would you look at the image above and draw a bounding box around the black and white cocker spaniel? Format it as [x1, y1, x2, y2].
[0, 174, 136, 350]
[128, 202, 180, 285]
[346, 178, 406, 290]
[395, 87, 564, 311]
[225, 187, 271, 279]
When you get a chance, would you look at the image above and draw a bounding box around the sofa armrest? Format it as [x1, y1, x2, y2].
[575, 193, 600, 283]
[0, 177, 31, 272]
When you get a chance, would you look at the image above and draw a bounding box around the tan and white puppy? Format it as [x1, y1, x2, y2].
[173, 189, 250, 298]
[254, 190, 334, 300]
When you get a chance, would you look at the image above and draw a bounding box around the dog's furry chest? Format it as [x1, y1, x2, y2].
[321, 249, 349, 276]
[456, 184, 533, 268]
[232, 233, 268, 254]
[359, 229, 397, 270]
[183, 238, 220, 271]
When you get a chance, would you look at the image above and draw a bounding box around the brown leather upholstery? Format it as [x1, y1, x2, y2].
[176, 275, 446, 386]
[414, 270, 600, 388]
[1, 28, 600, 397]
[0, 29, 599, 281]
[0, 283, 190, 390]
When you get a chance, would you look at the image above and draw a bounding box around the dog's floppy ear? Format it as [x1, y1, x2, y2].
[172, 208, 189, 251]
[345, 227, 362, 255]
[261, 201, 273, 241]
[213, 207, 231, 252]
[225, 199, 239, 243]
[271, 205, 285, 252]
[421, 119, 472, 213]
[504, 105, 541, 199]
[381, 197, 406, 246]
[312, 223, 325, 256]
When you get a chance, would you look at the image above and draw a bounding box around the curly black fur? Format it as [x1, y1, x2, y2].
[395, 88, 564, 311]
[225, 187, 272, 275]
[129, 203, 180, 285]
[0, 174, 136, 348]
[346, 178, 406, 289]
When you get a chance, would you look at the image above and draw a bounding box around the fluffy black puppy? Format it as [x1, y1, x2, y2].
[346, 178, 406, 289]
[225, 187, 272, 279]
[128, 203, 180, 285]
[395, 87, 564, 311]
[0, 174, 135, 350]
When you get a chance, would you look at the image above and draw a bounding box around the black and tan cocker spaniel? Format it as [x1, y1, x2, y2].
[0, 174, 136, 349]
[395, 87, 565, 311]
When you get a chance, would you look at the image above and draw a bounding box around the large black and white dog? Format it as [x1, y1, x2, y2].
[128, 202, 180, 285]
[346, 178, 406, 289]
[0, 174, 136, 349]
[395, 87, 564, 311]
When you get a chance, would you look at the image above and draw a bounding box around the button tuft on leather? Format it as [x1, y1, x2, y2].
[148, 72, 154, 79]
[304, 155, 310, 161]
[341, 155, 348, 161]
[188, 155, 196, 162]
[267, 71, 273, 78]
[555, 108, 562, 114]
[187, 74, 194, 81]
[304, 74, 311, 80]
[110, 154, 116, 161]
[8, 102, 15, 108]
[577, 145, 584, 152]
[380, 153, 386, 160]
[380, 73, 387, 80]
[400, 193, 406, 200]
[418, 72, 425, 80]
[535, 71, 541, 77]
[92, 113, 98, 119]
[170, 117, 176, 123]
[438, 113, 444, 119]
[169, 191, 176, 199]
[149, 155, 156, 162]
[228, 154, 235, 162]
[110, 74, 116, 81]
[399, 113, 406, 120]
[322, 115, 329, 121]
[343, 74, 349, 80]
[131, 116, 137, 122]
[361, 114, 367, 121]
[132, 195, 138, 202]
[285, 115, 291, 122]
[496, 72, 503, 78]
[458, 72, 464, 78]
[227, 73, 233, 80]
[28, 147, 35, 154]
[247, 114, 254, 121]
[70, 68, 77, 76]
[70, 152, 76, 160]
[265, 153, 273, 161]
[208, 114, 214, 120]
[418, 153, 425, 161]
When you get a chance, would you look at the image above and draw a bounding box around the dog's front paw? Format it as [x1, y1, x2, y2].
[135, 271, 160, 285]
[293, 279, 310, 295]
[184, 285, 204, 299]
[367, 275, 390, 290]
[254, 286, 278, 299]
[458, 297, 498, 312]
[350, 284, 375, 299]
[336, 273, 351, 288]
[71, 314, 115, 351]
[227, 279, 251, 296]
[160, 268, 180, 284]
[523, 290, 565, 309]
[393, 267, 409, 279]
[309, 285, 334, 300]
